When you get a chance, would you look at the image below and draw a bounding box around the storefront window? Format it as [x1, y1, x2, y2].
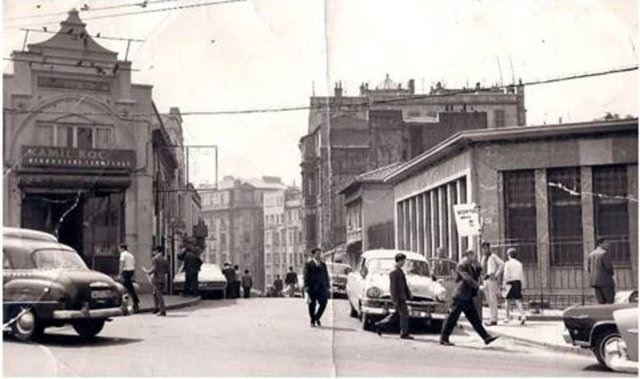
[503, 170, 537, 264]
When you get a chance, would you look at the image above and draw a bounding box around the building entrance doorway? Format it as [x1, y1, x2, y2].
[21, 191, 125, 275]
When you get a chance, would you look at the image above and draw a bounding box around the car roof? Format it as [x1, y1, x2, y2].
[361, 249, 427, 262]
[3, 227, 58, 242]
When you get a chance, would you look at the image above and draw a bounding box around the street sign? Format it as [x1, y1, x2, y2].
[453, 203, 481, 237]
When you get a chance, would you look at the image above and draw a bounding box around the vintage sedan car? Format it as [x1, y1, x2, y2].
[173, 263, 227, 299]
[3, 227, 129, 341]
[327, 262, 352, 297]
[346, 249, 449, 330]
[562, 290, 638, 371]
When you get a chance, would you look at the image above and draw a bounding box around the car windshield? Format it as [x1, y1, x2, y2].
[366, 258, 430, 276]
[32, 249, 87, 270]
[328, 264, 351, 275]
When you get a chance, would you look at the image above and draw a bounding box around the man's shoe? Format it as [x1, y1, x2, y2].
[157, 312, 167, 317]
[484, 335, 499, 345]
[374, 323, 382, 337]
[310, 320, 316, 327]
[520, 318, 526, 325]
[132, 304, 139, 313]
[152, 309, 159, 314]
[400, 334, 415, 340]
[439, 340, 455, 346]
[316, 319, 321, 327]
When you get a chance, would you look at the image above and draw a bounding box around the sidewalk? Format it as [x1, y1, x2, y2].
[136, 294, 201, 313]
[460, 307, 590, 356]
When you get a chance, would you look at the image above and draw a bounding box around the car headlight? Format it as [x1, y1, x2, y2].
[366, 286, 382, 299]
[435, 289, 448, 302]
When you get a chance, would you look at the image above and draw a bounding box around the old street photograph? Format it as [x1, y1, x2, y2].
[1, 0, 638, 377]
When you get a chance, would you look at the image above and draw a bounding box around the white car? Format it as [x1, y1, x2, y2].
[173, 263, 227, 299]
[346, 249, 449, 331]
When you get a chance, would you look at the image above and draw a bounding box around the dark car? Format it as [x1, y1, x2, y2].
[3, 227, 129, 341]
[562, 290, 638, 370]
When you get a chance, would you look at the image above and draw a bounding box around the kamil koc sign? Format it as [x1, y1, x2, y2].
[21, 146, 136, 170]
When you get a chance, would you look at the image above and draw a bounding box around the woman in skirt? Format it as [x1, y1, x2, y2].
[503, 248, 526, 325]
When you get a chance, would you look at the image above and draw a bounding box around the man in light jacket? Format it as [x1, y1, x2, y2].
[480, 241, 504, 326]
[503, 248, 526, 325]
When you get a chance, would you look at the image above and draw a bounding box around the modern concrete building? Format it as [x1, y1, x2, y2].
[386, 119, 638, 305]
[338, 162, 403, 267]
[200, 176, 287, 290]
[263, 187, 304, 290]
[300, 75, 526, 256]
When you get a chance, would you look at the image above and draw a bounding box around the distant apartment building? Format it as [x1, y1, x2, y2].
[300, 75, 526, 254]
[199, 176, 286, 290]
[263, 187, 305, 290]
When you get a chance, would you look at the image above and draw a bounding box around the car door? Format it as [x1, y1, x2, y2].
[347, 257, 365, 309]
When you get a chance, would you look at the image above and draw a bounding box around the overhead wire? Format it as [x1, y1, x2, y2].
[2, 64, 638, 118]
[5, 0, 184, 21]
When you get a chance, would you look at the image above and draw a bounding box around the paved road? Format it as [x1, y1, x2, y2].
[3, 298, 631, 377]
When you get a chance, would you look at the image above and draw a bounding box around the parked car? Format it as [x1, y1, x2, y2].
[562, 290, 638, 371]
[3, 227, 129, 341]
[327, 262, 352, 297]
[173, 263, 227, 299]
[611, 307, 638, 373]
[346, 249, 449, 331]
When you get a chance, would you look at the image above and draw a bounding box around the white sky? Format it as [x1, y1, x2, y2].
[3, 0, 638, 187]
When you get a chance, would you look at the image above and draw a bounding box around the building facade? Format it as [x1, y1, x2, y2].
[300, 75, 526, 255]
[338, 162, 402, 267]
[200, 176, 287, 290]
[387, 119, 638, 306]
[263, 187, 305, 290]
[2, 10, 194, 292]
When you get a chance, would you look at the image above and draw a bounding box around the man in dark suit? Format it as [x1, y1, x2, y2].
[303, 248, 330, 327]
[588, 238, 615, 304]
[374, 253, 414, 339]
[144, 246, 170, 316]
[440, 249, 499, 346]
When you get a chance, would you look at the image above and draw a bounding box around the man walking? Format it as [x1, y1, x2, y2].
[233, 265, 242, 298]
[503, 248, 526, 325]
[284, 266, 299, 297]
[304, 248, 330, 327]
[222, 263, 236, 299]
[144, 246, 169, 316]
[241, 269, 253, 298]
[440, 249, 499, 346]
[588, 238, 615, 304]
[480, 241, 504, 326]
[183, 246, 202, 297]
[374, 253, 414, 340]
[118, 243, 139, 313]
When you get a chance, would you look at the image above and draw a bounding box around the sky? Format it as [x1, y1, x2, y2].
[3, 0, 638, 188]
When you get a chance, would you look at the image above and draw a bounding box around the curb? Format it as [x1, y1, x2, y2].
[137, 296, 201, 314]
[468, 325, 592, 357]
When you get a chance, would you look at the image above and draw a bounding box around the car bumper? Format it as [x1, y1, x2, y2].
[562, 328, 590, 347]
[198, 283, 226, 291]
[53, 307, 125, 320]
[362, 300, 448, 320]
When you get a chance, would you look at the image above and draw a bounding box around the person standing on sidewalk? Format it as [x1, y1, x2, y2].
[222, 263, 235, 299]
[241, 269, 253, 298]
[144, 246, 169, 316]
[480, 241, 504, 326]
[440, 249, 499, 346]
[284, 266, 299, 297]
[304, 248, 330, 327]
[588, 238, 615, 304]
[503, 248, 526, 325]
[118, 243, 140, 313]
[374, 253, 414, 340]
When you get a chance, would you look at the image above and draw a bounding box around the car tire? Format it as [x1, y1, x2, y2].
[72, 319, 106, 339]
[592, 327, 623, 370]
[11, 309, 44, 341]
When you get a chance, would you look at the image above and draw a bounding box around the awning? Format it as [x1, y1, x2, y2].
[18, 173, 132, 190]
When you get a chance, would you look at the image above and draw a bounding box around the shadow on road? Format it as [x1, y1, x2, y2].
[581, 363, 636, 375]
[3, 331, 143, 348]
[318, 326, 358, 333]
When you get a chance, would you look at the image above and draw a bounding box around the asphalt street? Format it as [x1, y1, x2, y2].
[3, 298, 632, 377]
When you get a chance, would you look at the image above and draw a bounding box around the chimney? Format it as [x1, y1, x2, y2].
[334, 81, 343, 97]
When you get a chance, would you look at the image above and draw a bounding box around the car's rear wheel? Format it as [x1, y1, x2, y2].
[72, 319, 106, 339]
[11, 309, 44, 341]
[592, 328, 623, 370]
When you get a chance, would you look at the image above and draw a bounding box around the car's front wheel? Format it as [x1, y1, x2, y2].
[592, 327, 624, 370]
[11, 309, 44, 341]
[72, 319, 106, 339]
